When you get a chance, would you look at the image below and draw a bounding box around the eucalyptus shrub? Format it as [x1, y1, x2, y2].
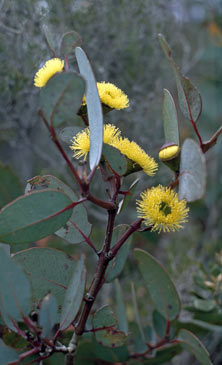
[0, 31, 221, 365]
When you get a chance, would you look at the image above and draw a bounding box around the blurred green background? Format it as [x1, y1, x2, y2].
[0, 0, 222, 363]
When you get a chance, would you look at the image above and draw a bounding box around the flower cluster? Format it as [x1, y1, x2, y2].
[34, 58, 64, 87]
[82, 82, 129, 110]
[70, 124, 158, 177]
[136, 185, 189, 233]
[34, 58, 189, 233]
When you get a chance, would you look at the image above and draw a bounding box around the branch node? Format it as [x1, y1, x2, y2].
[85, 292, 95, 302]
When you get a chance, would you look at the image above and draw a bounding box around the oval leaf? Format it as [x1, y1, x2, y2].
[178, 329, 212, 365]
[162, 89, 179, 145]
[13, 247, 76, 307]
[92, 305, 126, 348]
[60, 255, 86, 330]
[75, 47, 103, 170]
[40, 71, 85, 127]
[59, 126, 83, 144]
[106, 225, 132, 283]
[26, 175, 91, 244]
[60, 31, 82, 58]
[39, 294, 59, 339]
[0, 248, 31, 331]
[158, 34, 202, 122]
[0, 339, 18, 365]
[134, 248, 180, 320]
[179, 138, 206, 202]
[0, 190, 73, 243]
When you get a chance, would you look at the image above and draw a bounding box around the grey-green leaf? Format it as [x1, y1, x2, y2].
[178, 329, 212, 365]
[158, 34, 202, 122]
[40, 71, 85, 127]
[115, 279, 128, 334]
[59, 126, 83, 144]
[39, 294, 59, 339]
[134, 249, 180, 320]
[106, 225, 132, 282]
[75, 47, 103, 170]
[0, 248, 31, 331]
[60, 255, 86, 330]
[193, 299, 216, 312]
[0, 189, 73, 243]
[162, 89, 179, 145]
[13, 247, 76, 307]
[179, 138, 206, 202]
[25, 175, 91, 244]
[0, 339, 19, 365]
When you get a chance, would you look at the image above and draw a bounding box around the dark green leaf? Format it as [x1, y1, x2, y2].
[92, 338, 129, 362]
[152, 310, 167, 339]
[115, 279, 128, 334]
[13, 247, 76, 307]
[134, 249, 180, 320]
[103, 144, 127, 176]
[93, 305, 116, 329]
[75, 47, 103, 170]
[106, 224, 132, 282]
[131, 282, 146, 344]
[0, 339, 18, 365]
[178, 329, 212, 364]
[92, 305, 126, 348]
[25, 175, 91, 244]
[0, 248, 31, 331]
[158, 34, 202, 122]
[162, 89, 179, 145]
[60, 255, 86, 330]
[61, 31, 82, 58]
[193, 299, 216, 312]
[179, 138, 206, 202]
[0, 243, 10, 255]
[118, 178, 140, 214]
[40, 71, 85, 127]
[59, 126, 83, 144]
[42, 24, 56, 55]
[0, 190, 73, 243]
[0, 163, 23, 209]
[142, 344, 182, 364]
[39, 294, 59, 339]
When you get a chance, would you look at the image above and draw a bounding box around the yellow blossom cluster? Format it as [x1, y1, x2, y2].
[70, 124, 158, 177]
[136, 185, 189, 233]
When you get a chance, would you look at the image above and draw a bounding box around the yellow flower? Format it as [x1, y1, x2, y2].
[82, 82, 129, 110]
[70, 124, 121, 160]
[136, 185, 189, 233]
[34, 58, 64, 88]
[112, 137, 158, 176]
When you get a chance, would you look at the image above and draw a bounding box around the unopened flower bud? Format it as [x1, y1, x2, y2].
[159, 144, 180, 161]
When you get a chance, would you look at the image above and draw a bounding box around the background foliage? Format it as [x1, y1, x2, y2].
[0, 0, 222, 363]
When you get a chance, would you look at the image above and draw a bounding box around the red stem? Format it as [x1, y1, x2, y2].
[111, 219, 143, 257]
[70, 220, 98, 254]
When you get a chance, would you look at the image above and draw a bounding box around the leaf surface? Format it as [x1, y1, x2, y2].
[75, 47, 103, 170]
